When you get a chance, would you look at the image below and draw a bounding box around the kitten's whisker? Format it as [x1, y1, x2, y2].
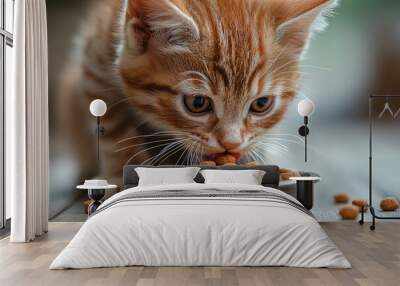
[156, 139, 191, 165]
[194, 143, 200, 165]
[176, 141, 191, 165]
[109, 95, 196, 111]
[114, 138, 182, 153]
[266, 46, 290, 74]
[264, 149, 280, 158]
[188, 142, 197, 165]
[274, 67, 312, 75]
[186, 142, 192, 165]
[186, 142, 196, 165]
[114, 131, 188, 146]
[146, 139, 187, 165]
[196, 143, 203, 164]
[188, 143, 194, 165]
[249, 149, 261, 164]
[147, 144, 183, 166]
[256, 143, 288, 154]
[186, 141, 197, 165]
[273, 57, 300, 71]
[157, 142, 187, 165]
[265, 133, 305, 143]
[115, 133, 172, 145]
[261, 141, 293, 151]
[257, 141, 289, 152]
[254, 135, 304, 147]
[298, 64, 331, 72]
[256, 138, 290, 150]
[270, 80, 311, 94]
[267, 144, 287, 154]
[194, 142, 202, 165]
[108, 97, 137, 110]
[133, 118, 150, 130]
[193, 144, 199, 165]
[142, 143, 174, 165]
[250, 147, 266, 164]
[126, 139, 189, 165]
[145, 146, 176, 166]
[255, 143, 285, 156]
[247, 150, 257, 164]
[267, 137, 304, 145]
[269, 58, 300, 76]
[273, 71, 312, 80]
[263, 138, 304, 146]
[247, 149, 257, 162]
[197, 144, 204, 164]
[246, 151, 256, 164]
[254, 145, 279, 161]
[125, 142, 173, 165]
[241, 150, 254, 164]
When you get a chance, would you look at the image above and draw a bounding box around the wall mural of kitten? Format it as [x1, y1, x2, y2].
[59, 0, 338, 183]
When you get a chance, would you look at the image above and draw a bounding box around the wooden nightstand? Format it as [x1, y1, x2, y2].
[289, 176, 321, 210]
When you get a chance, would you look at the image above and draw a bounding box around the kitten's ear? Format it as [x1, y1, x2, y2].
[126, 0, 200, 54]
[269, 0, 338, 56]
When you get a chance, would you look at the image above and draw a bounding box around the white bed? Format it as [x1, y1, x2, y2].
[50, 183, 350, 269]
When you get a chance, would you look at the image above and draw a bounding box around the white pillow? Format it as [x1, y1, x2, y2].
[135, 167, 200, 186]
[200, 169, 266, 185]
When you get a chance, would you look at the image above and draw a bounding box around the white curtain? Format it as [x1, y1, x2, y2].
[8, 0, 49, 242]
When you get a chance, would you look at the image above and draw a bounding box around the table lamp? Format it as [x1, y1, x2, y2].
[89, 99, 107, 162]
[298, 99, 315, 162]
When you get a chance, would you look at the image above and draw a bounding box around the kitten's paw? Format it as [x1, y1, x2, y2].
[279, 168, 300, 181]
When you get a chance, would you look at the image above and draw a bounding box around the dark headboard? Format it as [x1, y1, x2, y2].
[123, 165, 280, 189]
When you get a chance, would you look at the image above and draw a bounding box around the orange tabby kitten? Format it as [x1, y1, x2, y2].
[59, 0, 338, 182]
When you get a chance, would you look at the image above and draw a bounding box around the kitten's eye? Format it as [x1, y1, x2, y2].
[250, 97, 274, 114]
[183, 95, 212, 114]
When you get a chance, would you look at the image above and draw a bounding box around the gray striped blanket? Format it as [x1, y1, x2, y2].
[92, 189, 313, 218]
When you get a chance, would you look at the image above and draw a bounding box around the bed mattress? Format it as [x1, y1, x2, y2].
[50, 183, 350, 269]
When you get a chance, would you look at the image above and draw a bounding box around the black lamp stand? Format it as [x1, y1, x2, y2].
[96, 117, 105, 162]
[87, 117, 106, 216]
[298, 116, 310, 162]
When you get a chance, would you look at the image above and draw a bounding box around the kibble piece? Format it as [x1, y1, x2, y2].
[280, 173, 292, 181]
[380, 197, 399, 211]
[335, 193, 350, 204]
[279, 168, 300, 181]
[245, 161, 258, 167]
[339, 205, 360, 220]
[200, 160, 217, 166]
[214, 154, 237, 166]
[83, 200, 92, 214]
[352, 199, 368, 213]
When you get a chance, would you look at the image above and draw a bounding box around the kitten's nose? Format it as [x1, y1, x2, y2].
[218, 139, 241, 151]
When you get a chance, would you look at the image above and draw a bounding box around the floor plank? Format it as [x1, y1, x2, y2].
[0, 222, 399, 286]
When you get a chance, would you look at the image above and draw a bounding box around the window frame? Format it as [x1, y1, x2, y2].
[0, 0, 14, 230]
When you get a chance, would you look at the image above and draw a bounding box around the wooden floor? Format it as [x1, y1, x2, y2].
[0, 222, 399, 286]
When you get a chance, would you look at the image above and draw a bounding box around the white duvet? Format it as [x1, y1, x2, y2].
[50, 183, 350, 269]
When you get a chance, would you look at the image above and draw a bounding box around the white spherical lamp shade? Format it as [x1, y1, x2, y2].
[298, 99, 315, 117]
[90, 99, 107, 117]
